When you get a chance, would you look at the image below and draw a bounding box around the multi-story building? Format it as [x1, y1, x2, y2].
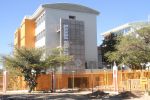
[14, 18, 35, 48]
[98, 21, 150, 69]
[103, 21, 150, 38]
[14, 3, 100, 72]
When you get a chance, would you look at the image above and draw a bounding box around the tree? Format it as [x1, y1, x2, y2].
[3, 47, 72, 93]
[105, 26, 150, 69]
[3, 47, 46, 93]
[45, 48, 73, 70]
[45, 48, 73, 92]
[0, 69, 2, 75]
[101, 33, 118, 68]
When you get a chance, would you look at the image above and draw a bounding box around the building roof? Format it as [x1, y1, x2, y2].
[31, 3, 99, 19]
[42, 3, 100, 15]
[102, 23, 130, 36]
[102, 21, 150, 37]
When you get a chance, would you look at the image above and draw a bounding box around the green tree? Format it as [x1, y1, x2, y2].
[3, 47, 72, 93]
[45, 48, 73, 70]
[45, 48, 73, 92]
[101, 33, 118, 68]
[3, 47, 46, 93]
[105, 26, 150, 69]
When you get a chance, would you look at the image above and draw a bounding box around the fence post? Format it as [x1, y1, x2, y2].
[3, 71, 7, 93]
[129, 79, 131, 91]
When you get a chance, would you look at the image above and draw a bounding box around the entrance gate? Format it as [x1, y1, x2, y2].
[68, 77, 88, 88]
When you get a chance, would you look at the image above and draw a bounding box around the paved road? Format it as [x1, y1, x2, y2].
[0, 93, 89, 100]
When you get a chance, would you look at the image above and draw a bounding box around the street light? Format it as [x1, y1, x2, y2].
[121, 64, 125, 91]
[51, 68, 55, 93]
[31, 69, 36, 75]
[90, 61, 94, 93]
[103, 67, 106, 90]
[140, 63, 145, 77]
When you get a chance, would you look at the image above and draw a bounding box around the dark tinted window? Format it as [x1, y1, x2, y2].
[69, 16, 76, 19]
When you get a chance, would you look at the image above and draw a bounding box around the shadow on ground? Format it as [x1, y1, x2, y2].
[85, 90, 142, 100]
[0, 91, 143, 100]
[0, 94, 87, 100]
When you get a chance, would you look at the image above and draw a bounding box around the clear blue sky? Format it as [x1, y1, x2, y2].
[0, 0, 150, 56]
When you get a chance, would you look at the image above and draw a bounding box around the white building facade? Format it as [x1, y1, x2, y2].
[103, 21, 150, 37]
[28, 3, 99, 71]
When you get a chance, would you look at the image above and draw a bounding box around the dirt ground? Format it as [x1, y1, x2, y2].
[0, 90, 150, 100]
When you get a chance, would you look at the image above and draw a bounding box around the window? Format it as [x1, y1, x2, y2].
[36, 12, 45, 27]
[69, 16, 76, 20]
[35, 29, 45, 41]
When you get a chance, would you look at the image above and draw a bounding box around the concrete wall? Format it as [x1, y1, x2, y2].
[14, 29, 21, 48]
[45, 8, 98, 65]
[19, 19, 35, 48]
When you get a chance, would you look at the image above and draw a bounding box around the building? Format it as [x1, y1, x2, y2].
[14, 19, 35, 48]
[14, 3, 100, 72]
[103, 21, 150, 38]
[97, 46, 103, 69]
[98, 21, 150, 69]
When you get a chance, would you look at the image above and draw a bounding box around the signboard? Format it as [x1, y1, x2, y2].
[64, 24, 69, 40]
[140, 77, 148, 85]
[63, 24, 69, 55]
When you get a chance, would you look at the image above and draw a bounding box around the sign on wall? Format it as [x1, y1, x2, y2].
[63, 24, 69, 55]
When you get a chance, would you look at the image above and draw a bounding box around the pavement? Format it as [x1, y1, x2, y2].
[0, 92, 89, 100]
[0, 90, 150, 100]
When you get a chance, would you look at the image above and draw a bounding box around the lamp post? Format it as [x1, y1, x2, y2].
[31, 69, 36, 75]
[103, 67, 106, 90]
[121, 64, 125, 91]
[72, 71, 75, 91]
[141, 63, 144, 77]
[51, 69, 55, 93]
[91, 62, 94, 93]
[148, 66, 150, 92]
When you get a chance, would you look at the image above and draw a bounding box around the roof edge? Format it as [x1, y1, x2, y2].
[42, 3, 100, 15]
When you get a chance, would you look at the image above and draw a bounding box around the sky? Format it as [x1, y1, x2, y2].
[0, 0, 150, 68]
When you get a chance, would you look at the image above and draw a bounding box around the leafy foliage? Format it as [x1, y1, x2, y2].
[45, 48, 73, 71]
[4, 47, 46, 92]
[101, 33, 118, 68]
[43, 48, 73, 92]
[3, 47, 72, 92]
[105, 26, 150, 69]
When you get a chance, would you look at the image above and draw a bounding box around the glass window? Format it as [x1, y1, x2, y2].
[69, 16, 76, 20]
